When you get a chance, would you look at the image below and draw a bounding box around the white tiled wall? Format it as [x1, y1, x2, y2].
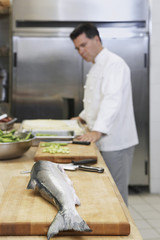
[150, 0, 160, 192]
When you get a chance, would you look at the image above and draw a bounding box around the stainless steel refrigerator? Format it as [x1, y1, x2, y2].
[11, 0, 149, 185]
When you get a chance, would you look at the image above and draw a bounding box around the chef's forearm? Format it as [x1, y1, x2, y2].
[71, 116, 86, 124]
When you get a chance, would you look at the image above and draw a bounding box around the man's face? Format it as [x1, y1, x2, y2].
[73, 33, 101, 63]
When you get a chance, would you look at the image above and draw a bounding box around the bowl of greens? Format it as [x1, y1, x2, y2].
[0, 129, 35, 160]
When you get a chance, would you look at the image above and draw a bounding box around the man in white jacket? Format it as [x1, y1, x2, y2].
[70, 23, 138, 206]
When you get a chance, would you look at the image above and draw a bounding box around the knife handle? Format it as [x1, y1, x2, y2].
[72, 159, 97, 165]
[78, 165, 104, 173]
[72, 140, 90, 145]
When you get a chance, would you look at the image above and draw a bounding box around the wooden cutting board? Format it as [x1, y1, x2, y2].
[34, 142, 97, 163]
[0, 175, 130, 236]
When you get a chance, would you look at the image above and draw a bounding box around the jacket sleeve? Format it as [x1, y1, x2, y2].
[79, 109, 86, 121]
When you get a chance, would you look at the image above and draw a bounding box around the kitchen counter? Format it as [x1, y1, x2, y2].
[0, 142, 143, 240]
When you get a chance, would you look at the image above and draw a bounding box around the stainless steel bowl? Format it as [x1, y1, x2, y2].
[0, 132, 35, 160]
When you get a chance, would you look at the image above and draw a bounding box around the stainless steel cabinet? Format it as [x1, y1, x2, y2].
[105, 35, 149, 185]
[12, 36, 83, 120]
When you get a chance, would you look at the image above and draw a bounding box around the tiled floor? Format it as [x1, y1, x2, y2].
[128, 187, 160, 240]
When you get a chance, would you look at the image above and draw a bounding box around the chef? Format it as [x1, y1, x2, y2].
[70, 23, 138, 206]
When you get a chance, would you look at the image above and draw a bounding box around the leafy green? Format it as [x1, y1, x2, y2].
[0, 130, 32, 143]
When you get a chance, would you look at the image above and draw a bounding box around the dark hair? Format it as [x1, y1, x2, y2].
[70, 23, 101, 42]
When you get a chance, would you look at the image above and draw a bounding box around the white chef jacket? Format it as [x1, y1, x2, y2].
[79, 48, 138, 151]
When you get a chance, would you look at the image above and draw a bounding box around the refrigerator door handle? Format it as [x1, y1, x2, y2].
[144, 53, 148, 68]
[63, 97, 75, 119]
[13, 52, 17, 67]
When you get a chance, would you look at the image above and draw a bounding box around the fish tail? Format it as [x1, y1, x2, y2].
[47, 212, 63, 240]
[47, 210, 91, 240]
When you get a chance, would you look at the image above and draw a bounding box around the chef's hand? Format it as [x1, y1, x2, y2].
[76, 131, 102, 143]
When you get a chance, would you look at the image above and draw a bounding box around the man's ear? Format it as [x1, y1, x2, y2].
[94, 35, 101, 43]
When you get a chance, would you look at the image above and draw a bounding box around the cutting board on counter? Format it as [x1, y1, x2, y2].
[34, 142, 97, 163]
[0, 175, 130, 236]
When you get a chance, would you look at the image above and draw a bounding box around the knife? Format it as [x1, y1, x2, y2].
[50, 140, 91, 145]
[71, 140, 91, 145]
[59, 163, 104, 173]
[71, 159, 97, 165]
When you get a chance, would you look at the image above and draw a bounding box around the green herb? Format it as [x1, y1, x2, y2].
[41, 143, 70, 154]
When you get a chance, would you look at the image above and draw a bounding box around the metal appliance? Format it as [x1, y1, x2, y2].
[11, 0, 149, 185]
[0, 68, 7, 102]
